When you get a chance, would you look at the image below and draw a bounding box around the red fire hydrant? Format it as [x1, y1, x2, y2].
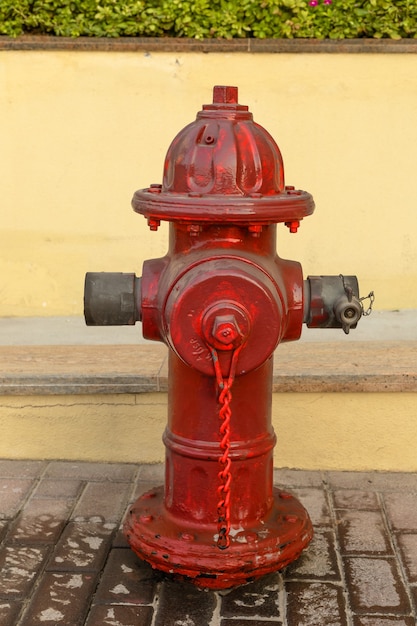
[84, 86, 372, 589]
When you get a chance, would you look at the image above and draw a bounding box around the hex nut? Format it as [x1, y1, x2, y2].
[212, 315, 242, 346]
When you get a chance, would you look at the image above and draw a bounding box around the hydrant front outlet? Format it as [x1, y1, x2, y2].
[84, 86, 372, 589]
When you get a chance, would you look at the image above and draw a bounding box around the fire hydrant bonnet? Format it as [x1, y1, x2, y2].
[132, 85, 315, 225]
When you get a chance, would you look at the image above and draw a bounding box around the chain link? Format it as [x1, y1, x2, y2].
[209, 345, 243, 550]
[340, 274, 375, 317]
[359, 291, 375, 316]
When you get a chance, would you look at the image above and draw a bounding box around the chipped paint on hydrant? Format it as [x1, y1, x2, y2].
[84, 86, 372, 589]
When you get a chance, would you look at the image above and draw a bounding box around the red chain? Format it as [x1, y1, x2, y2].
[210, 345, 243, 550]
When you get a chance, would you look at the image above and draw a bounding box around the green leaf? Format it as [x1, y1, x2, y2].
[0, 0, 417, 39]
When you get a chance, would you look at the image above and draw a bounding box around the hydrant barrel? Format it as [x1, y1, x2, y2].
[122, 86, 317, 587]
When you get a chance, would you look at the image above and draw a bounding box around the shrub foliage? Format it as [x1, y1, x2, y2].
[1, 0, 416, 39]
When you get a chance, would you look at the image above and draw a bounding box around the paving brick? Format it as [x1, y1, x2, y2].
[0, 478, 34, 519]
[0, 521, 8, 542]
[2, 462, 417, 626]
[85, 605, 154, 626]
[44, 461, 137, 482]
[216, 618, 282, 626]
[0, 600, 22, 626]
[285, 581, 348, 626]
[19, 572, 97, 626]
[337, 510, 392, 555]
[360, 472, 417, 492]
[325, 472, 417, 492]
[397, 534, 417, 583]
[115, 480, 167, 547]
[274, 468, 324, 488]
[7, 497, 74, 544]
[410, 586, 417, 614]
[131, 479, 165, 503]
[0, 460, 46, 478]
[0, 545, 48, 599]
[384, 493, 417, 532]
[155, 578, 217, 626]
[352, 617, 416, 626]
[47, 521, 114, 572]
[221, 573, 282, 620]
[33, 479, 84, 499]
[112, 525, 130, 548]
[344, 557, 411, 615]
[324, 472, 377, 490]
[93, 548, 160, 605]
[136, 464, 164, 483]
[291, 488, 331, 527]
[285, 529, 341, 581]
[71, 481, 131, 523]
[333, 490, 380, 510]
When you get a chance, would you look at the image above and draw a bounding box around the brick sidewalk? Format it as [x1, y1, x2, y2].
[1, 461, 417, 625]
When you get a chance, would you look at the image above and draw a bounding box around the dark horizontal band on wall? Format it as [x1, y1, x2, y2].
[1, 36, 417, 53]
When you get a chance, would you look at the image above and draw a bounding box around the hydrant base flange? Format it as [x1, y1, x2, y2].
[124, 485, 313, 590]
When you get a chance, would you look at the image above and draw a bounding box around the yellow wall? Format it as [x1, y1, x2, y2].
[1, 50, 417, 316]
[1, 391, 416, 472]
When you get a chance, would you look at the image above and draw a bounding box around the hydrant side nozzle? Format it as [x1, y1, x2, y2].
[84, 272, 141, 326]
[303, 275, 364, 332]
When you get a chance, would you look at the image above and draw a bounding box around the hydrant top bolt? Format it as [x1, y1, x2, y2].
[202, 85, 250, 115]
[213, 85, 238, 104]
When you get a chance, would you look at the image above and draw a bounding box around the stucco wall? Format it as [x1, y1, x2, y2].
[1, 391, 416, 471]
[1, 47, 417, 316]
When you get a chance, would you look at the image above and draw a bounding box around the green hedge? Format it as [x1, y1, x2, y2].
[1, 0, 417, 39]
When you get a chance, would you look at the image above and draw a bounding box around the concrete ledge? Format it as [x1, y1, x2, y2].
[1, 315, 415, 469]
[1, 340, 416, 395]
[1, 36, 417, 54]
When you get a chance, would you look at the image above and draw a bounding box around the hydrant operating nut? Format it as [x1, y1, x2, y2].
[212, 316, 241, 347]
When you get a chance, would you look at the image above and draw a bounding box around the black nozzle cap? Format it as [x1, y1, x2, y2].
[84, 272, 140, 326]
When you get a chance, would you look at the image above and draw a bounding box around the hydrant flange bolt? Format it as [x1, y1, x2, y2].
[147, 218, 160, 231]
[285, 220, 300, 234]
